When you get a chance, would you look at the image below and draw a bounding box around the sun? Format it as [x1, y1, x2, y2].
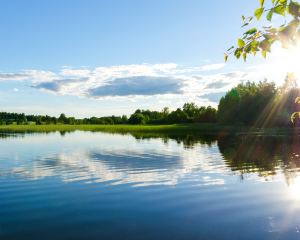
[253, 42, 300, 86]
[268, 43, 300, 83]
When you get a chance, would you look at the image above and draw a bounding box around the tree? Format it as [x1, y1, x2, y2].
[183, 103, 198, 118]
[67, 117, 76, 125]
[17, 113, 27, 125]
[121, 115, 128, 124]
[166, 108, 188, 124]
[162, 107, 170, 117]
[58, 113, 68, 124]
[128, 113, 146, 124]
[36, 116, 42, 125]
[225, 0, 300, 61]
[218, 81, 277, 126]
[196, 106, 217, 123]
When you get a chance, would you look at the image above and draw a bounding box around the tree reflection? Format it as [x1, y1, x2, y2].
[132, 132, 300, 183]
[1, 130, 300, 184]
[131, 133, 218, 148]
[218, 135, 300, 182]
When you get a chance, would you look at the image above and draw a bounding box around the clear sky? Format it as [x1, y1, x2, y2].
[0, 0, 296, 117]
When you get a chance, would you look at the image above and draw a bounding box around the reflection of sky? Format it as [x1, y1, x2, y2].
[1, 132, 300, 189]
[2, 132, 300, 238]
[0, 132, 230, 187]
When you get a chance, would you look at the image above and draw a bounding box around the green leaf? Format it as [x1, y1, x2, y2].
[224, 54, 228, 62]
[274, 5, 286, 15]
[266, 9, 273, 21]
[288, 1, 300, 17]
[244, 28, 257, 35]
[237, 38, 245, 47]
[234, 49, 242, 59]
[279, 0, 287, 5]
[243, 52, 247, 62]
[251, 40, 259, 51]
[261, 50, 267, 58]
[244, 44, 252, 53]
[260, 0, 265, 7]
[254, 7, 264, 20]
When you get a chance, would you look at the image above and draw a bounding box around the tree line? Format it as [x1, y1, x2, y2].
[0, 75, 299, 127]
[218, 74, 300, 127]
[0, 104, 217, 126]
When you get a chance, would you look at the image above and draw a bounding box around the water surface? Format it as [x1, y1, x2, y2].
[1, 131, 300, 239]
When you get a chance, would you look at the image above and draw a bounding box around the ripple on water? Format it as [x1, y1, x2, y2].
[1, 132, 300, 239]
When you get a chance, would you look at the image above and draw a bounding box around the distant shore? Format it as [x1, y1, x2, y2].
[0, 123, 298, 137]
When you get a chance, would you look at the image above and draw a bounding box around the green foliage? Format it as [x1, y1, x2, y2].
[0, 112, 28, 125]
[254, 7, 264, 20]
[218, 76, 300, 127]
[218, 80, 277, 126]
[128, 113, 147, 125]
[0, 103, 217, 126]
[166, 108, 189, 124]
[225, 0, 300, 61]
[58, 113, 68, 124]
[183, 103, 198, 117]
[127, 104, 217, 125]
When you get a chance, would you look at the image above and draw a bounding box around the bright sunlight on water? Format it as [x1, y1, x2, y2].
[1, 131, 300, 239]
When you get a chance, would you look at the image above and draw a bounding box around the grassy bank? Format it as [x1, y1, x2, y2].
[0, 123, 227, 134]
[0, 123, 298, 136]
[0, 124, 300, 136]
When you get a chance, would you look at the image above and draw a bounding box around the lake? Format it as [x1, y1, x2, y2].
[1, 131, 300, 239]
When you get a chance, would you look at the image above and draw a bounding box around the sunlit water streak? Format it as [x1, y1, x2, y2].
[0, 131, 300, 239]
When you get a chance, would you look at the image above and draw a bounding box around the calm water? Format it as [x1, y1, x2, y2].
[1, 131, 300, 239]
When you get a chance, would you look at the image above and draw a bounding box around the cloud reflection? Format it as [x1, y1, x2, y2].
[2, 133, 228, 187]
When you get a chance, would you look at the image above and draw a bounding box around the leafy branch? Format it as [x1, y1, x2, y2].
[225, 0, 300, 62]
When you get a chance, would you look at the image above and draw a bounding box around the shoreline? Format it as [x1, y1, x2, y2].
[0, 123, 298, 137]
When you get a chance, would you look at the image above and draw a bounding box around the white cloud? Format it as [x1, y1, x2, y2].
[0, 63, 251, 104]
[0, 73, 29, 81]
[60, 68, 92, 77]
[23, 70, 57, 83]
[199, 63, 226, 71]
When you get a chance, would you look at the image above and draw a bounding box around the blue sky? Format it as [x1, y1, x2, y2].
[0, 0, 294, 117]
